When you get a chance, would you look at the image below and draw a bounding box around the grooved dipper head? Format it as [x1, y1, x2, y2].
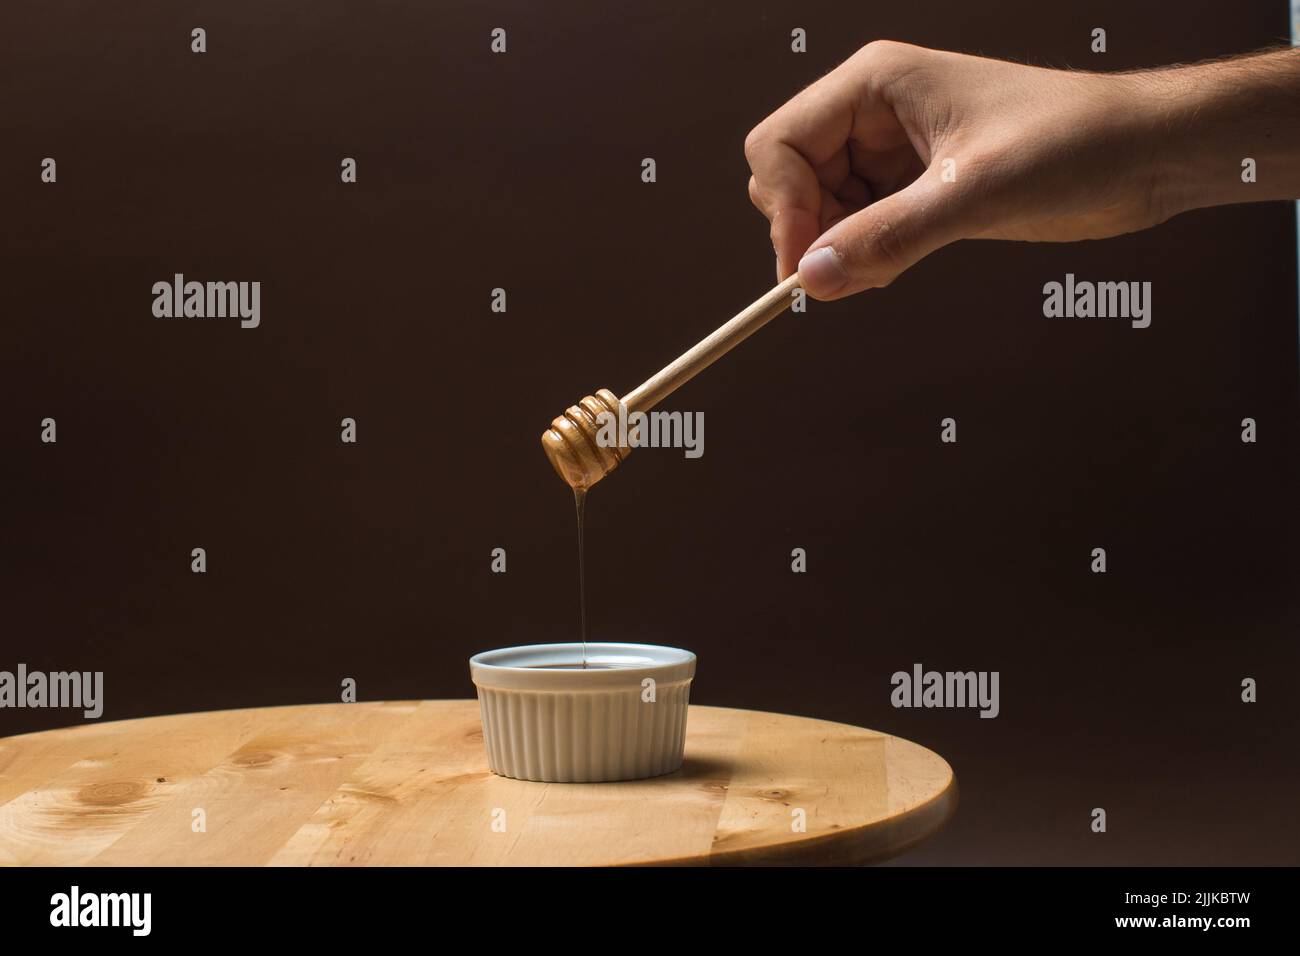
[541, 388, 630, 490]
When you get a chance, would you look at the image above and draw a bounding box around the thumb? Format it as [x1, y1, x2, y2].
[797, 173, 971, 300]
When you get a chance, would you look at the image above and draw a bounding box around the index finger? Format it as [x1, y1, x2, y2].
[744, 42, 919, 278]
[744, 65, 864, 277]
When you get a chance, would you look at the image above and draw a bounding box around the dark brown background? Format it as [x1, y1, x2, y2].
[2, 1, 1298, 865]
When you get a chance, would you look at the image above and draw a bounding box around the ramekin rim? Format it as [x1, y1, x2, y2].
[469, 641, 696, 675]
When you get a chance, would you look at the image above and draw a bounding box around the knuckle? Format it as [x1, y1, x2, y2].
[855, 39, 924, 87]
[860, 39, 904, 65]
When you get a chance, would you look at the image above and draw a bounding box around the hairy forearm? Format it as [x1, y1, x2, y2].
[1138, 47, 1300, 217]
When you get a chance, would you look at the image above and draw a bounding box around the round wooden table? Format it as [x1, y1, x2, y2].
[0, 701, 955, 866]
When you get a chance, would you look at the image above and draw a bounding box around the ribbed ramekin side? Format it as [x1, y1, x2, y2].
[474, 681, 692, 783]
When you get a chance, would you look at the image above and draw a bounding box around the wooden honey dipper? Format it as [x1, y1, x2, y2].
[542, 274, 803, 489]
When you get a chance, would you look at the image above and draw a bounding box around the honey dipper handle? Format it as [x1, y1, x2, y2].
[620, 273, 803, 414]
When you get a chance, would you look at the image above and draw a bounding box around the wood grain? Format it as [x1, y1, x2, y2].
[0, 701, 954, 866]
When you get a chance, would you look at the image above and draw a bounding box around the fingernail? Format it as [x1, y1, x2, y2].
[798, 246, 848, 297]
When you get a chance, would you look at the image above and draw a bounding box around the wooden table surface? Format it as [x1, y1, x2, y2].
[0, 701, 955, 866]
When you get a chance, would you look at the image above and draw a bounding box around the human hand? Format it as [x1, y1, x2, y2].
[744, 41, 1300, 299]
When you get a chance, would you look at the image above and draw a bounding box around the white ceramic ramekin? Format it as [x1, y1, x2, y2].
[469, 642, 696, 783]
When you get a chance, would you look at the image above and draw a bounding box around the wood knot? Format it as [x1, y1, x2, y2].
[232, 750, 280, 768]
[78, 780, 147, 807]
